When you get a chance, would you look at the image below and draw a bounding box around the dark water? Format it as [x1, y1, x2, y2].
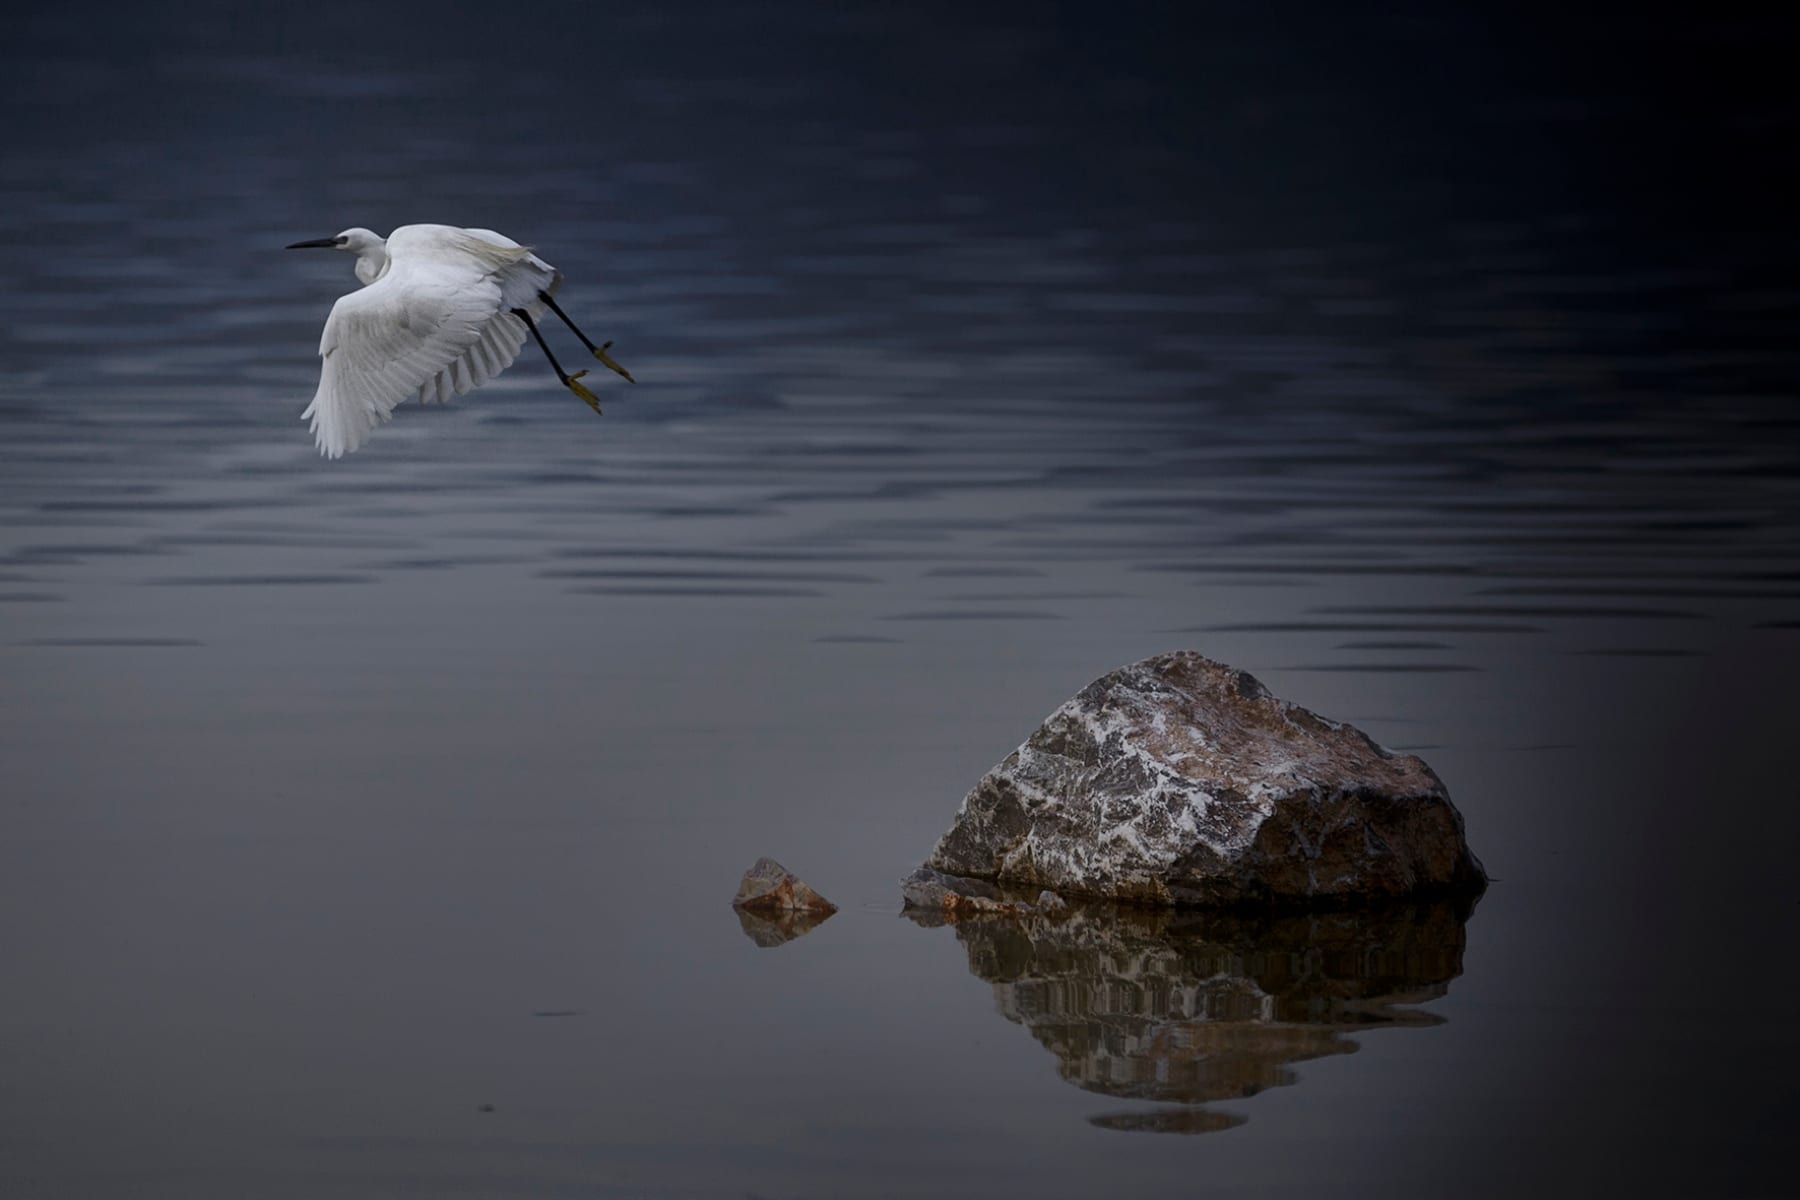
[3, 4, 1798, 1197]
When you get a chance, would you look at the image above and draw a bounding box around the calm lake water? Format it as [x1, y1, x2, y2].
[3, 4, 1797, 1197]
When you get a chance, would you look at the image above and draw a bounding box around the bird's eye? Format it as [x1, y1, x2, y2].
[334, 235, 349, 247]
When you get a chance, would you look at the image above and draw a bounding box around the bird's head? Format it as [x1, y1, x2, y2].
[285, 227, 383, 253]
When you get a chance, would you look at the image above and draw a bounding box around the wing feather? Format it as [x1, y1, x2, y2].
[412, 248, 552, 408]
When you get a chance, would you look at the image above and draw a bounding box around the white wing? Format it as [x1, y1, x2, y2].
[413, 308, 531, 407]
[300, 225, 556, 457]
[413, 228, 565, 408]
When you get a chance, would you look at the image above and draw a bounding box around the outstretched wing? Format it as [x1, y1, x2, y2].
[300, 227, 541, 457]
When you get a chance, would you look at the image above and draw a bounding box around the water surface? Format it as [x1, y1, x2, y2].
[2, 4, 1798, 1197]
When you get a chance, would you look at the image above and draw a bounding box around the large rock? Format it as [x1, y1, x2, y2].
[913, 651, 1485, 909]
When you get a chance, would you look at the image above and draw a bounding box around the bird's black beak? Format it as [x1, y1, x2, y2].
[286, 237, 341, 250]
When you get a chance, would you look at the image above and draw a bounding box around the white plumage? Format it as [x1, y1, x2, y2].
[289, 224, 629, 458]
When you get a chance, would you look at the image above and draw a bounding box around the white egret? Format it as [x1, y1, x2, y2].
[286, 224, 634, 458]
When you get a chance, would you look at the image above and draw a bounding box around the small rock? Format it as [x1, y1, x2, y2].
[901, 865, 1033, 918]
[732, 857, 838, 914]
[910, 651, 1485, 909]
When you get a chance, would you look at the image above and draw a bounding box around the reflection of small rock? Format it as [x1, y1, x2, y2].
[735, 906, 834, 948]
[477, 1104, 495, 1113]
[732, 857, 838, 914]
[913, 651, 1487, 908]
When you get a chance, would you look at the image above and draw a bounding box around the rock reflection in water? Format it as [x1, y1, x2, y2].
[921, 900, 1473, 1133]
[734, 906, 834, 948]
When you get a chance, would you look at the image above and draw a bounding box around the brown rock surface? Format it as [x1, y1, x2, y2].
[912, 651, 1485, 909]
[731, 857, 838, 914]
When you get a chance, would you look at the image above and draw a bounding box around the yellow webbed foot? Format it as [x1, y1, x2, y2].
[594, 340, 635, 383]
[565, 370, 602, 414]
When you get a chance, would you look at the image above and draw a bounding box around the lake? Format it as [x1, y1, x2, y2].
[2, 3, 1797, 1197]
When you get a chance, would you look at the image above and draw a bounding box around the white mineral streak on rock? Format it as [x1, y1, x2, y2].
[914, 651, 1486, 908]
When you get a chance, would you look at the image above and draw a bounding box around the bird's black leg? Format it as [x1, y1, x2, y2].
[537, 291, 635, 383]
[514, 308, 601, 414]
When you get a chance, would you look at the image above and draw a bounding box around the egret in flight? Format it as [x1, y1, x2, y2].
[286, 224, 634, 457]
